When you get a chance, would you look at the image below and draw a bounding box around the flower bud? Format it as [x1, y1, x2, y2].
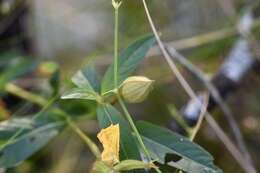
[119, 76, 154, 103]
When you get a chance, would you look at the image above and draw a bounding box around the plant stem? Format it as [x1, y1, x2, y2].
[5, 83, 47, 106]
[117, 96, 150, 159]
[117, 96, 162, 173]
[65, 116, 101, 158]
[189, 93, 209, 141]
[112, 2, 161, 172]
[142, 1, 256, 172]
[114, 4, 119, 88]
[167, 104, 191, 134]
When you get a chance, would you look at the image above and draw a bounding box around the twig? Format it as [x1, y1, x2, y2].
[166, 45, 252, 165]
[96, 17, 260, 67]
[167, 104, 191, 133]
[5, 83, 47, 106]
[65, 117, 101, 158]
[142, 1, 256, 173]
[147, 16, 260, 57]
[216, 2, 257, 165]
[189, 93, 209, 141]
[147, 26, 235, 57]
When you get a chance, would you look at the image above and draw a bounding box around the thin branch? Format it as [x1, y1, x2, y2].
[142, 1, 256, 173]
[190, 93, 209, 141]
[166, 45, 252, 165]
[117, 96, 162, 173]
[5, 83, 47, 106]
[167, 104, 191, 133]
[215, 2, 256, 165]
[97, 17, 260, 67]
[147, 16, 260, 57]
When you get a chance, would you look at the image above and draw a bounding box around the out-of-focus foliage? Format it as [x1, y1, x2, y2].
[0, 0, 260, 173]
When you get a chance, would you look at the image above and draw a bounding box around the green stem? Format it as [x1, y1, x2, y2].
[5, 83, 47, 106]
[66, 117, 101, 158]
[117, 96, 162, 173]
[112, 2, 161, 173]
[114, 5, 119, 88]
[117, 96, 150, 159]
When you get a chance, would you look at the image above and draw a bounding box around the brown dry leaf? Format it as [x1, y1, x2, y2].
[97, 124, 120, 166]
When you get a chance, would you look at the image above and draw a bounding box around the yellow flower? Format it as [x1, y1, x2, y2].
[97, 124, 120, 166]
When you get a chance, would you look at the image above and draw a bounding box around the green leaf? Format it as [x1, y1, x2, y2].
[61, 88, 98, 101]
[0, 110, 65, 168]
[0, 118, 35, 141]
[97, 104, 144, 173]
[81, 65, 100, 92]
[63, 65, 101, 101]
[0, 58, 37, 90]
[101, 35, 156, 93]
[136, 121, 222, 173]
[0, 122, 63, 168]
[72, 65, 100, 93]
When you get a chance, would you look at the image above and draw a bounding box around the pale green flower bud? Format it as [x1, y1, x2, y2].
[119, 76, 154, 103]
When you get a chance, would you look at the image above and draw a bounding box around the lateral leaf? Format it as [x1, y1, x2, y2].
[136, 121, 222, 173]
[101, 35, 155, 93]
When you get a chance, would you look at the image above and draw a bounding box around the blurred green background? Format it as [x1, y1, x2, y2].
[0, 0, 260, 172]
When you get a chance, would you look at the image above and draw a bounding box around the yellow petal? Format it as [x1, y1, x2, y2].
[97, 124, 120, 166]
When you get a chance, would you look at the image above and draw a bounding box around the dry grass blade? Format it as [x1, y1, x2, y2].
[190, 93, 209, 141]
[165, 45, 253, 166]
[142, 0, 257, 173]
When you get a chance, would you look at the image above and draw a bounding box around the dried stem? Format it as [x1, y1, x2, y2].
[142, 1, 256, 173]
[189, 93, 209, 141]
[166, 45, 252, 164]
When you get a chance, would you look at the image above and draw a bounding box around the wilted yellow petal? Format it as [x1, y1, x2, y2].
[97, 124, 120, 166]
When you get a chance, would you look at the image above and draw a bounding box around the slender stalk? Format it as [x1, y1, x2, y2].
[117, 96, 150, 159]
[142, 1, 256, 173]
[112, 0, 151, 162]
[167, 104, 191, 133]
[111, 4, 161, 172]
[189, 93, 209, 141]
[5, 83, 47, 106]
[65, 117, 101, 158]
[166, 45, 253, 163]
[117, 96, 162, 173]
[113, 1, 119, 88]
